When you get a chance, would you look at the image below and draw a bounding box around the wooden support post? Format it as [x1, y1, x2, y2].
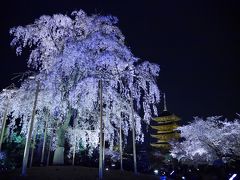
[29, 125, 37, 168]
[21, 80, 40, 176]
[0, 99, 9, 151]
[130, 92, 137, 174]
[98, 79, 103, 180]
[119, 118, 123, 171]
[46, 131, 53, 166]
[72, 131, 76, 166]
[41, 116, 48, 165]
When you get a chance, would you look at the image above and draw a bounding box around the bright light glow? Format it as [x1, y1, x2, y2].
[105, 168, 109, 171]
[154, 169, 158, 175]
[111, 163, 115, 167]
[28, 76, 35, 80]
[182, 177, 186, 180]
[170, 170, 174, 175]
[229, 174, 237, 180]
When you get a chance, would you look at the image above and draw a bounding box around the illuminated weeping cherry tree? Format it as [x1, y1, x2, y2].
[9, 9, 160, 177]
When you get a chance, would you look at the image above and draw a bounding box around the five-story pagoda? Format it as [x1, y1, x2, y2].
[150, 93, 180, 151]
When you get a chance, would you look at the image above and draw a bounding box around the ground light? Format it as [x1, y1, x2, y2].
[153, 169, 158, 175]
[160, 176, 167, 180]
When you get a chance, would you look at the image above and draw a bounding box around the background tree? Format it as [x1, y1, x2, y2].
[170, 116, 240, 165]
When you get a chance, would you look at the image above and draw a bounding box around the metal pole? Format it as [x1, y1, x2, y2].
[29, 125, 37, 168]
[41, 117, 48, 165]
[130, 92, 137, 174]
[98, 79, 103, 180]
[21, 80, 40, 176]
[119, 118, 123, 171]
[72, 130, 76, 166]
[0, 98, 9, 151]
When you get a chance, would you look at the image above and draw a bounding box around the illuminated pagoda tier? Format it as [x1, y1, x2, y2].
[150, 93, 180, 151]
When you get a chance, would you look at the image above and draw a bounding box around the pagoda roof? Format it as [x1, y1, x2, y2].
[153, 111, 180, 122]
[151, 132, 180, 140]
[150, 126, 176, 132]
[150, 143, 170, 148]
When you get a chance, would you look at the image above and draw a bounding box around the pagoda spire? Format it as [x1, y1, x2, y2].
[163, 93, 167, 111]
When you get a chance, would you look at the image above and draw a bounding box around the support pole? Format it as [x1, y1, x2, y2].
[0, 99, 9, 151]
[119, 118, 123, 171]
[102, 114, 106, 171]
[21, 80, 40, 176]
[98, 79, 103, 180]
[72, 131, 76, 166]
[29, 125, 37, 168]
[46, 131, 53, 166]
[103, 131, 105, 170]
[130, 92, 137, 174]
[41, 116, 48, 165]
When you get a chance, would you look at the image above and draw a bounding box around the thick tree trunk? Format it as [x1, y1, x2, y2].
[53, 108, 72, 165]
[53, 146, 64, 165]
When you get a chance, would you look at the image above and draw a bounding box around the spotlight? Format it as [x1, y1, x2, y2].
[153, 169, 158, 175]
[105, 168, 109, 171]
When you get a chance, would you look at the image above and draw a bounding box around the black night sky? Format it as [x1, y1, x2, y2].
[0, 0, 239, 123]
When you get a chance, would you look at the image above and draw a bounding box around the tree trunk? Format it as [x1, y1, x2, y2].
[53, 108, 72, 165]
